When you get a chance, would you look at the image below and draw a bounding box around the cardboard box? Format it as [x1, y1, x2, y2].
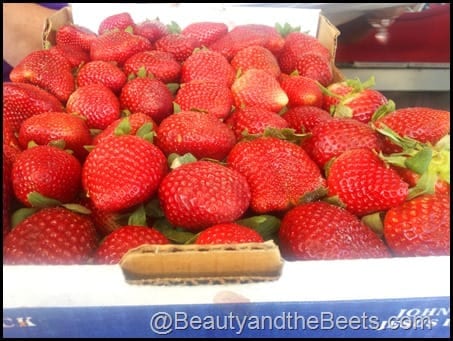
[4, 5, 449, 337]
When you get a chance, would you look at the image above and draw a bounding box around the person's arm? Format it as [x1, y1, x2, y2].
[3, 3, 58, 67]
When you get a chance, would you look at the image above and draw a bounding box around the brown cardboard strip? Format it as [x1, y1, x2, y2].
[42, 6, 74, 48]
[120, 240, 284, 285]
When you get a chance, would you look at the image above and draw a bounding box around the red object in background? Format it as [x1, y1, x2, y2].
[335, 3, 450, 63]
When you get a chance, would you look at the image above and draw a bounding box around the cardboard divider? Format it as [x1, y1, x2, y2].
[42, 6, 73, 48]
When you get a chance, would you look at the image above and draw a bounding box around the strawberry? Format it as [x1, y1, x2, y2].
[3, 148, 14, 237]
[66, 83, 121, 130]
[156, 110, 236, 160]
[322, 81, 354, 114]
[230, 24, 285, 55]
[98, 12, 135, 35]
[3, 82, 63, 132]
[82, 134, 168, 212]
[158, 160, 251, 232]
[18, 111, 92, 161]
[93, 112, 157, 146]
[50, 45, 91, 70]
[12, 145, 82, 207]
[119, 77, 174, 124]
[55, 24, 97, 51]
[195, 223, 263, 245]
[9, 49, 75, 103]
[134, 19, 169, 43]
[123, 50, 181, 83]
[294, 52, 333, 87]
[282, 105, 333, 133]
[231, 45, 281, 79]
[278, 31, 331, 74]
[181, 22, 228, 46]
[301, 118, 384, 168]
[180, 49, 235, 87]
[278, 201, 391, 261]
[94, 225, 169, 264]
[227, 136, 327, 213]
[226, 107, 289, 140]
[90, 30, 153, 66]
[155, 33, 200, 63]
[373, 107, 450, 146]
[3, 207, 99, 265]
[231, 69, 289, 113]
[383, 193, 450, 257]
[326, 148, 409, 216]
[76, 60, 127, 94]
[174, 80, 233, 120]
[279, 73, 324, 108]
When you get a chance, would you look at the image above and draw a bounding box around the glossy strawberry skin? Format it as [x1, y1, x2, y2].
[156, 110, 236, 161]
[3, 149, 14, 237]
[155, 33, 200, 63]
[327, 148, 409, 216]
[158, 161, 251, 232]
[76, 60, 127, 94]
[94, 225, 169, 264]
[12, 145, 82, 207]
[282, 105, 333, 133]
[66, 83, 121, 130]
[195, 223, 264, 245]
[3, 82, 64, 132]
[174, 80, 233, 120]
[120, 77, 174, 124]
[231, 45, 281, 79]
[302, 118, 384, 168]
[82, 135, 168, 212]
[294, 53, 333, 87]
[98, 12, 135, 35]
[123, 50, 181, 83]
[9, 50, 75, 103]
[278, 201, 391, 261]
[383, 193, 450, 257]
[181, 22, 228, 46]
[279, 73, 324, 108]
[55, 24, 97, 51]
[134, 19, 168, 43]
[227, 137, 327, 214]
[18, 111, 92, 162]
[338, 89, 388, 124]
[3, 207, 99, 265]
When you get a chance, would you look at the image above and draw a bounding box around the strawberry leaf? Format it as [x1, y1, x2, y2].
[168, 153, 197, 169]
[11, 207, 39, 228]
[60, 203, 92, 215]
[136, 122, 155, 143]
[361, 212, 385, 237]
[114, 117, 132, 136]
[128, 204, 148, 226]
[407, 171, 437, 200]
[144, 198, 165, 218]
[167, 83, 180, 96]
[236, 215, 281, 241]
[27, 192, 62, 208]
[153, 218, 196, 244]
[405, 148, 432, 175]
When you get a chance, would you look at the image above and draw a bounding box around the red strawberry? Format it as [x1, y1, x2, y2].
[373, 107, 450, 146]
[3, 207, 98, 265]
[50, 45, 90, 70]
[98, 12, 135, 35]
[3, 82, 63, 132]
[66, 83, 121, 130]
[93, 112, 158, 146]
[12, 145, 82, 207]
[158, 160, 251, 232]
[294, 52, 333, 86]
[322, 81, 354, 113]
[231, 45, 281, 79]
[279, 73, 324, 108]
[231, 69, 288, 113]
[174, 80, 233, 120]
[301, 118, 384, 168]
[90, 30, 152, 66]
[383, 193, 450, 257]
[9, 49, 75, 103]
[82, 134, 168, 212]
[119, 77, 174, 124]
[278, 31, 331, 74]
[123, 50, 181, 83]
[327, 148, 409, 216]
[227, 136, 326, 213]
[134, 19, 169, 43]
[94, 225, 169, 264]
[76, 60, 127, 94]
[3, 148, 14, 237]
[55, 24, 97, 51]
[181, 22, 228, 46]
[226, 106, 289, 140]
[278, 201, 391, 261]
[180, 49, 235, 87]
[393, 166, 450, 196]
[18, 111, 92, 161]
[155, 33, 200, 63]
[156, 110, 236, 160]
[282, 105, 333, 133]
[195, 223, 263, 245]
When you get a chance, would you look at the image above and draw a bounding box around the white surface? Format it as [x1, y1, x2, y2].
[69, 3, 321, 36]
[3, 256, 450, 308]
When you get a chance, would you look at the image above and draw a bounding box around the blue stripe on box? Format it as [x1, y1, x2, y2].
[3, 297, 450, 338]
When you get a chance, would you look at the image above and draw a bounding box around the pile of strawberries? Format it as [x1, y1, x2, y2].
[3, 12, 450, 265]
